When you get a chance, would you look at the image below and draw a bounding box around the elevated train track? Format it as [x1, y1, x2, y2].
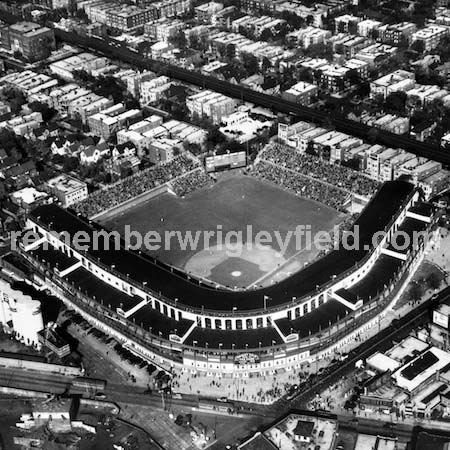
[49, 29, 450, 166]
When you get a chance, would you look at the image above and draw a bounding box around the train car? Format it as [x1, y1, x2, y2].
[71, 376, 106, 393]
[198, 398, 235, 413]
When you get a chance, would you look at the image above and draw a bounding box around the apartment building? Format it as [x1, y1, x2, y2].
[334, 14, 362, 33]
[286, 26, 331, 49]
[357, 19, 382, 37]
[231, 15, 286, 37]
[367, 148, 400, 180]
[331, 34, 370, 58]
[378, 22, 417, 46]
[139, 76, 172, 105]
[281, 81, 318, 105]
[411, 24, 450, 51]
[0, 21, 55, 62]
[319, 64, 350, 93]
[88, 103, 142, 140]
[106, 5, 159, 31]
[195, 2, 224, 23]
[148, 137, 182, 163]
[49, 53, 110, 80]
[186, 90, 237, 124]
[372, 114, 410, 135]
[370, 70, 415, 99]
[144, 19, 185, 42]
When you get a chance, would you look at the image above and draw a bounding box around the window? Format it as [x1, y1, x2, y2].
[303, 303, 308, 315]
[205, 318, 212, 328]
[215, 319, 222, 329]
[246, 319, 253, 329]
[295, 307, 300, 318]
[256, 317, 263, 328]
[236, 319, 242, 330]
[225, 319, 232, 330]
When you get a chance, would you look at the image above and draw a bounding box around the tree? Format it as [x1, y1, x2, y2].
[261, 57, 272, 73]
[241, 53, 259, 76]
[426, 271, 441, 290]
[410, 40, 425, 54]
[28, 101, 57, 122]
[297, 67, 313, 83]
[385, 91, 407, 114]
[409, 281, 423, 303]
[61, 156, 78, 172]
[168, 31, 187, 49]
[2, 87, 26, 115]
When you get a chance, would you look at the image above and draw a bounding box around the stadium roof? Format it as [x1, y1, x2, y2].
[29, 180, 415, 312]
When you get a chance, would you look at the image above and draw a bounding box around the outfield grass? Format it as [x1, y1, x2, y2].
[99, 175, 344, 286]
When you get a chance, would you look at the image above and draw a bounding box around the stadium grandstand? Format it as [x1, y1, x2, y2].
[17, 179, 437, 375]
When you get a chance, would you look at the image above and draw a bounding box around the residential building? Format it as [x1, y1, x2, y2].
[286, 26, 331, 49]
[411, 24, 449, 51]
[370, 70, 415, 99]
[0, 21, 55, 62]
[88, 103, 142, 140]
[334, 14, 361, 33]
[144, 18, 185, 42]
[378, 22, 417, 46]
[195, 2, 223, 23]
[379, 151, 415, 182]
[357, 19, 382, 37]
[49, 53, 110, 80]
[281, 81, 318, 105]
[186, 90, 237, 124]
[148, 137, 182, 163]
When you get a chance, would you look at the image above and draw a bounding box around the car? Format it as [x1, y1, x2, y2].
[172, 393, 183, 400]
[94, 393, 106, 400]
[216, 397, 228, 402]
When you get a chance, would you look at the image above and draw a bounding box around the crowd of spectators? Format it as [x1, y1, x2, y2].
[170, 167, 210, 197]
[250, 161, 349, 211]
[258, 144, 379, 197]
[74, 154, 206, 217]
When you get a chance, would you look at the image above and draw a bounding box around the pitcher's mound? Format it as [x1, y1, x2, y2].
[184, 243, 287, 289]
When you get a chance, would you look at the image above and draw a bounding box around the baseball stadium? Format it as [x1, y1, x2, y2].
[17, 147, 438, 375]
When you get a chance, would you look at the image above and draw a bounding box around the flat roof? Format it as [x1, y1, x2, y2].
[65, 267, 142, 312]
[29, 180, 415, 312]
[30, 244, 78, 272]
[366, 352, 400, 372]
[276, 299, 350, 338]
[129, 304, 193, 339]
[347, 255, 403, 301]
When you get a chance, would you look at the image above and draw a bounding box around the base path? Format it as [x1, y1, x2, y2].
[184, 243, 287, 289]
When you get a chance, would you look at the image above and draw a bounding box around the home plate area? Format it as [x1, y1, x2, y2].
[184, 243, 287, 290]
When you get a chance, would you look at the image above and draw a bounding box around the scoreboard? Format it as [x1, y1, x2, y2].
[205, 151, 247, 172]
